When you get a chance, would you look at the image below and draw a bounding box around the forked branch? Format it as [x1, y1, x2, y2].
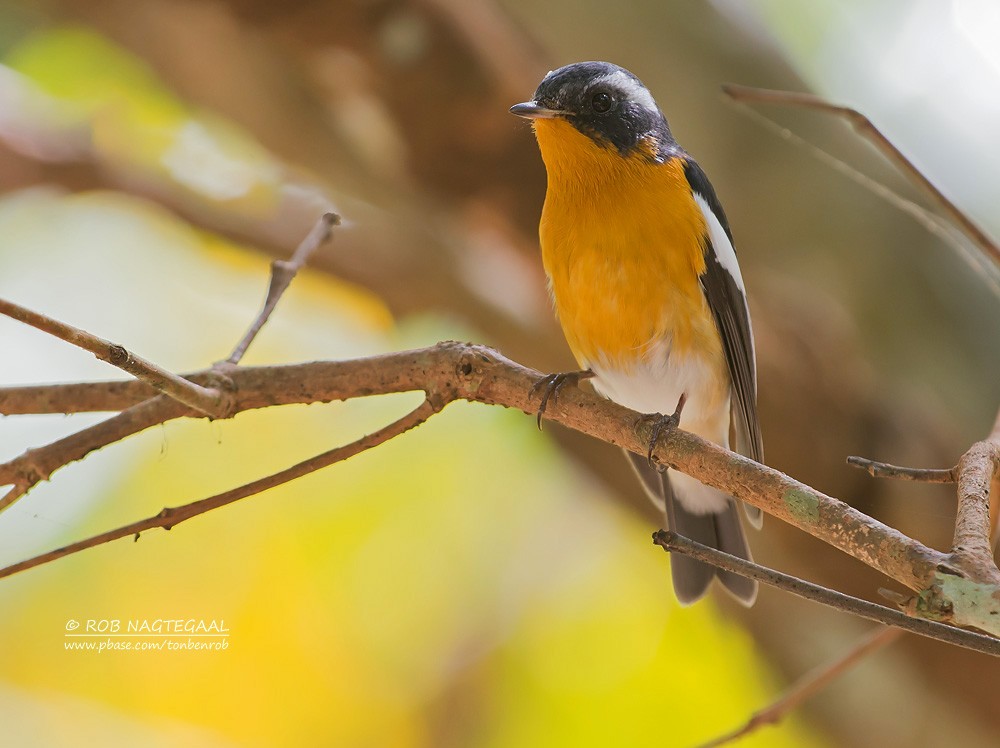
[0, 297, 228, 418]
[2, 342, 999, 641]
[0, 211, 339, 512]
[654, 531, 995, 656]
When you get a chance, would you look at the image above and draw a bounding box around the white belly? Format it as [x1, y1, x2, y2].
[588, 341, 733, 515]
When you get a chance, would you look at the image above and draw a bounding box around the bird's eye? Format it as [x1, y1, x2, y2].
[591, 91, 613, 113]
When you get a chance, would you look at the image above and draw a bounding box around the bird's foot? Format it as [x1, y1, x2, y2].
[637, 393, 688, 467]
[530, 369, 594, 429]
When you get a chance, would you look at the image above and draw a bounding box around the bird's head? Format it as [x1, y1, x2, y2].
[511, 61, 674, 165]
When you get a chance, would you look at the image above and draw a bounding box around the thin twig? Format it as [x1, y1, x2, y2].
[225, 212, 339, 365]
[698, 626, 903, 748]
[846, 455, 956, 483]
[722, 85, 1000, 271]
[1, 209, 337, 415]
[0, 396, 186, 512]
[0, 398, 438, 580]
[0, 213, 340, 511]
[652, 530, 1000, 657]
[720, 87, 1000, 300]
[0, 378, 160, 415]
[0, 297, 227, 417]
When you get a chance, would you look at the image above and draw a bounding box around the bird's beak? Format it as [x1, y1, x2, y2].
[510, 102, 564, 119]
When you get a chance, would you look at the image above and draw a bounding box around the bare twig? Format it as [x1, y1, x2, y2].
[0, 396, 186, 512]
[722, 90, 958, 245]
[846, 456, 956, 483]
[0, 378, 161, 415]
[720, 86, 1000, 300]
[0, 297, 228, 418]
[847, 406, 1000, 597]
[0, 247, 358, 415]
[721, 85, 1000, 271]
[225, 212, 339, 365]
[698, 626, 903, 748]
[0, 397, 437, 580]
[0, 211, 340, 511]
[653, 530, 998, 656]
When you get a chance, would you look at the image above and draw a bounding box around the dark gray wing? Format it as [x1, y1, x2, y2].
[682, 159, 763, 527]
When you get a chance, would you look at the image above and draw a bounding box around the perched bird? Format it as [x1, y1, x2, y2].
[511, 61, 763, 605]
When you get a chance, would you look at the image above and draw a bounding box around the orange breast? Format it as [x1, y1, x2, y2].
[533, 118, 724, 374]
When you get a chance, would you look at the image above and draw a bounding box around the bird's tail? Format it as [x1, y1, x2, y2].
[626, 451, 757, 606]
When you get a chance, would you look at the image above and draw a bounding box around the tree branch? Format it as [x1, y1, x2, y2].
[653, 531, 998, 656]
[0, 397, 438, 580]
[717, 84, 1000, 633]
[846, 405, 1000, 630]
[950, 407, 1000, 585]
[0, 297, 229, 418]
[2, 342, 999, 638]
[846, 455, 956, 483]
[0, 210, 339, 510]
[0, 395, 186, 512]
[225, 211, 339, 365]
[0, 378, 159, 415]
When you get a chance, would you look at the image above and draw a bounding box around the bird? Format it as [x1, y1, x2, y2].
[511, 61, 763, 606]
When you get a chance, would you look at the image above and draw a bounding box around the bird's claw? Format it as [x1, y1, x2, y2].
[637, 393, 688, 467]
[530, 369, 594, 430]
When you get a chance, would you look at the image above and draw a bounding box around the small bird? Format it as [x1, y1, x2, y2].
[511, 61, 763, 605]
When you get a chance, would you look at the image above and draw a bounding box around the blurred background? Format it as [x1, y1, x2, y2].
[1, 0, 999, 746]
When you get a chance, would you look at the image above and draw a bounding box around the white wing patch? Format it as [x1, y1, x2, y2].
[692, 191, 756, 375]
[692, 193, 745, 293]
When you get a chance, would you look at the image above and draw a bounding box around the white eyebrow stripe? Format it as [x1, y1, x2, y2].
[590, 70, 658, 112]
